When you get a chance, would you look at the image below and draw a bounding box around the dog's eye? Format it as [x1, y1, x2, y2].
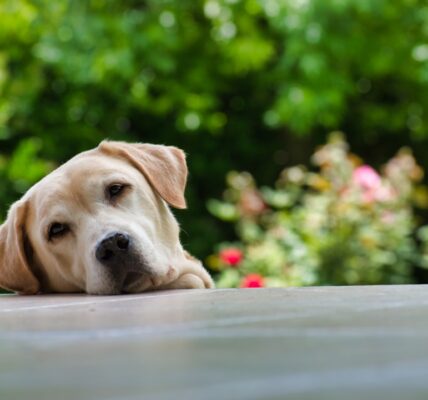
[48, 223, 69, 240]
[107, 183, 125, 199]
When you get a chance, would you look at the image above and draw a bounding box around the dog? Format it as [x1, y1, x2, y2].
[0, 141, 214, 294]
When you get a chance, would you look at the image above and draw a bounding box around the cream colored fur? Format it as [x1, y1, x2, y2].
[0, 141, 214, 294]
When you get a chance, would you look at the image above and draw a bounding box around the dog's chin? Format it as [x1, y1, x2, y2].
[86, 272, 158, 295]
[121, 272, 155, 293]
[86, 285, 122, 295]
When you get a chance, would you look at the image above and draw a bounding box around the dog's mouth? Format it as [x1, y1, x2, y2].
[123, 271, 142, 288]
[121, 270, 157, 293]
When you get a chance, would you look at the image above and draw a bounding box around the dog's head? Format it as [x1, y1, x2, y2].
[0, 141, 188, 294]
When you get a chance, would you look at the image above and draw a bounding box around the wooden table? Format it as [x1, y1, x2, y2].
[1, 285, 428, 399]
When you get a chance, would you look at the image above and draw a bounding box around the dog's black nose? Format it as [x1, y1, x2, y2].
[96, 232, 130, 264]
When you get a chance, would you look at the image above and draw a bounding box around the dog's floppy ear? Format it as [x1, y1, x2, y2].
[0, 200, 40, 294]
[98, 141, 188, 209]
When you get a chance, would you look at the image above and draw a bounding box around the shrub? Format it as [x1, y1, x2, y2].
[2, 1, 428, 259]
[208, 133, 428, 288]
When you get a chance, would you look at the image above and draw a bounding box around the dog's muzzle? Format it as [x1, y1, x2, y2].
[95, 231, 152, 290]
[95, 232, 131, 266]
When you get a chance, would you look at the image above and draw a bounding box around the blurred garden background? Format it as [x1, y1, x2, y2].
[2, 0, 428, 287]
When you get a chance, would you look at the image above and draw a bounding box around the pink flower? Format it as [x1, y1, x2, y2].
[352, 165, 382, 191]
[239, 189, 266, 217]
[240, 274, 264, 288]
[219, 248, 243, 267]
[373, 185, 396, 202]
[351, 165, 396, 204]
[381, 211, 395, 224]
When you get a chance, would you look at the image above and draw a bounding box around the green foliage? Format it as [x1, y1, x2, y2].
[0, 138, 52, 210]
[1, 0, 428, 259]
[209, 134, 428, 288]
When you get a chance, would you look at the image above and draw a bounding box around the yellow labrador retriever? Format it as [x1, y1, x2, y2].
[0, 141, 214, 294]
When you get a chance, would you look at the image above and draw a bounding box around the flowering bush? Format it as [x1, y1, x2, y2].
[208, 133, 428, 288]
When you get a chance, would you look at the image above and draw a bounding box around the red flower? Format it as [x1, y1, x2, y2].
[219, 248, 243, 267]
[240, 274, 264, 288]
